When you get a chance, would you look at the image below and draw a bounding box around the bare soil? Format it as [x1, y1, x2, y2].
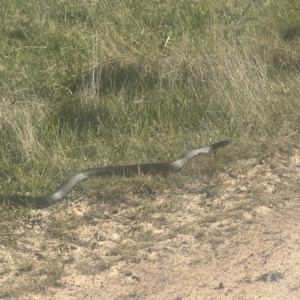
[1, 143, 300, 299]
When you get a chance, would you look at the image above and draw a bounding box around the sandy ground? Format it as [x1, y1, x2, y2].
[1, 142, 300, 299]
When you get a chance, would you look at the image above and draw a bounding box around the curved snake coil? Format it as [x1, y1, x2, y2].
[6, 140, 229, 208]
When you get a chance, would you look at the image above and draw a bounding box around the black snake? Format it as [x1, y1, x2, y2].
[6, 140, 229, 208]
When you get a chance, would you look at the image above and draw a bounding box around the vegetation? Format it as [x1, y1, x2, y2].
[1, 0, 300, 297]
[1, 0, 300, 197]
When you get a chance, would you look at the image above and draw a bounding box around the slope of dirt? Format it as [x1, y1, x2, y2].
[1, 144, 300, 299]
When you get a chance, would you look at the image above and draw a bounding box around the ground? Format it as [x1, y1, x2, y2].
[1, 140, 300, 299]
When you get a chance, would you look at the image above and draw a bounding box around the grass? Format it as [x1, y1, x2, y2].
[1, 0, 300, 297]
[256, 270, 285, 282]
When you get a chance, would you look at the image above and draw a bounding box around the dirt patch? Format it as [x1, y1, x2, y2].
[1, 146, 300, 299]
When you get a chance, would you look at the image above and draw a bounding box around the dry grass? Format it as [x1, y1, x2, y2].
[1, 0, 300, 297]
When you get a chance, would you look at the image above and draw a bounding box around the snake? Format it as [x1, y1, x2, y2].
[5, 140, 229, 208]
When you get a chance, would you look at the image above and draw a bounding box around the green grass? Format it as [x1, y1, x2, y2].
[1, 0, 300, 199]
[1, 0, 300, 296]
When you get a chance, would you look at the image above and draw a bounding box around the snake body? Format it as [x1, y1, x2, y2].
[7, 140, 229, 208]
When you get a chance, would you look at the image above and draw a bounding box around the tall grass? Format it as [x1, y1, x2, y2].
[0, 0, 300, 197]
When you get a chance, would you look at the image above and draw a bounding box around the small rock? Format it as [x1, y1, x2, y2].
[217, 282, 224, 289]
